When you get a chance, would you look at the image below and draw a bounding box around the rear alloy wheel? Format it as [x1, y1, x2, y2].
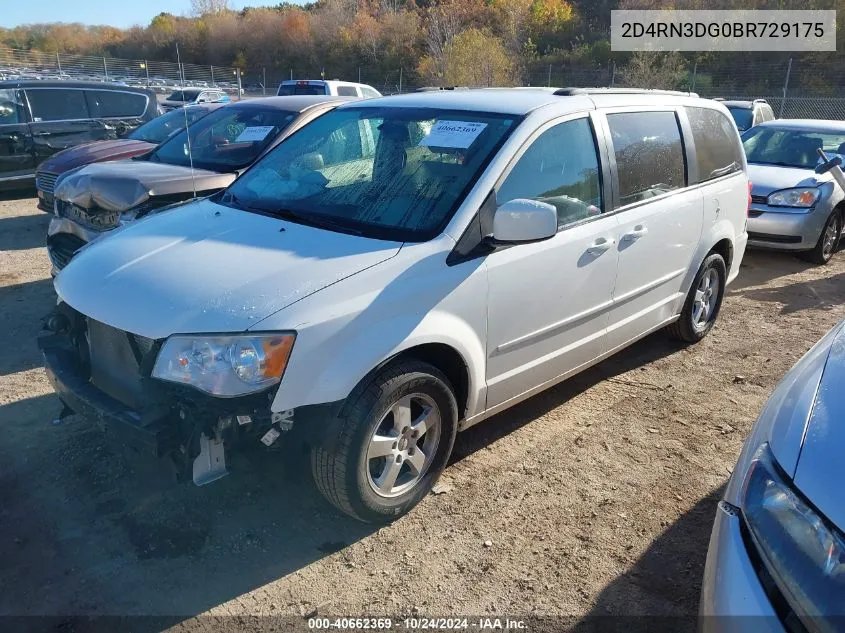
[311, 359, 458, 523]
[802, 210, 841, 265]
[667, 252, 726, 343]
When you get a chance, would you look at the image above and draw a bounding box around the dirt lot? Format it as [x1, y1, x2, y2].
[2, 192, 844, 630]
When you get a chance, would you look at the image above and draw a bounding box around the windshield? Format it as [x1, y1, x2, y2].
[742, 127, 845, 169]
[727, 107, 753, 131]
[167, 89, 201, 102]
[223, 106, 517, 241]
[148, 105, 296, 172]
[128, 106, 212, 144]
[278, 83, 327, 96]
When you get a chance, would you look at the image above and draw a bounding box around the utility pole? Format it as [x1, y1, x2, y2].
[103, 57, 109, 80]
[399, 67, 403, 93]
[780, 57, 793, 118]
[690, 61, 698, 93]
[56, 52, 61, 74]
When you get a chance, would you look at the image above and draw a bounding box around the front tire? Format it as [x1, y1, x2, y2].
[667, 252, 726, 343]
[801, 209, 841, 265]
[311, 359, 458, 523]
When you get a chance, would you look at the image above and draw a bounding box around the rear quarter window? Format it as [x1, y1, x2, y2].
[85, 90, 148, 118]
[685, 106, 744, 183]
[26, 88, 89, 122]
[607, 110, 686, 206]
[337, 86, 360, 97]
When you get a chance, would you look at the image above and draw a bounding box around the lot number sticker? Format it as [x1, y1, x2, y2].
[235, 126, 275, 142]
[419, 120, 487, 149]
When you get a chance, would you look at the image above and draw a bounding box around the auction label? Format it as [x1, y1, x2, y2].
[419, 121, 487, 149]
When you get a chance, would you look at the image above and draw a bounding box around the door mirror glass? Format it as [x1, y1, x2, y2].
[492, 199, 557, 244]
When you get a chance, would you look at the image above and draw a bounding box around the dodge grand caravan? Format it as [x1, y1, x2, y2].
[39, 88, 749, 522]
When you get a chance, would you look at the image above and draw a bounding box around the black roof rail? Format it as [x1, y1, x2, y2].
[553, 87, 699, 98]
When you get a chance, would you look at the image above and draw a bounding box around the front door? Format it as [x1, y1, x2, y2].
[0, 89, 36, 182]
[600, 109, 702, 351]
[485, 114, 618, 410]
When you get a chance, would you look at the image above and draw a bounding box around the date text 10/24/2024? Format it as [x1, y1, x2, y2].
[308, 618, 528, 630]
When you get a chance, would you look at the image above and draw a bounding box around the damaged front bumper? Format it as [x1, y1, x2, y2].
[37, 304, 304, 486]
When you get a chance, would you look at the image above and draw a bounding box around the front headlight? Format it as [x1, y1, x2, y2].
[151, 333, 295, 397]
[741, 443, 845, 627]
[767, 188, 821, 208]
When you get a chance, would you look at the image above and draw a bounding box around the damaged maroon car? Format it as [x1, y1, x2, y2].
[35, 104, 223, 212]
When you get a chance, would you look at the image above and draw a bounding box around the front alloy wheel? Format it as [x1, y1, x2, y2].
[803, 210, 841, 265]
[312, 359, 458, 523]
[366, 393, 441, 498]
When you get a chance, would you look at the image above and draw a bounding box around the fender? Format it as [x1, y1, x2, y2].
[271, 310, 487, 420]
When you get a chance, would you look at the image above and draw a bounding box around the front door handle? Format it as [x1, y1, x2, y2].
[622, 225, 648, 241]
[586, 237, 615, 255]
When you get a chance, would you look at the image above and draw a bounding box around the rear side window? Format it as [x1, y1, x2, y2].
[686, 106, 744, 183]
[607, 111, 686, 206]
[337, 86, 359, 97]
[498, 117, 603, 229]
[85, 90, 148, 118]
[0, 89, 24, 125]
[26, 89, 88, 122]
[362, 87, 381, 99]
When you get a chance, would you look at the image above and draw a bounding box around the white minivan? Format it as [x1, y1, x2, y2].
[40, 88, 749, 522]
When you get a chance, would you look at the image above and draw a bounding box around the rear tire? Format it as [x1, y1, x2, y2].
[800, 209, 841, 265]
[311, 359, 458, 523]
[667, 252, 727, 343]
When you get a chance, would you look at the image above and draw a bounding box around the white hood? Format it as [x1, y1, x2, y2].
[55, 198, 403, 339]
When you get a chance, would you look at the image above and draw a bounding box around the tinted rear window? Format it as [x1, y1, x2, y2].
[607, 111, 686, 206]
[685, 106, 743, 182]
[85, 90, 148, 118]
[26, 88, 88, 121]
[278, 83, 326, 96]
[337, 86, 359, 96]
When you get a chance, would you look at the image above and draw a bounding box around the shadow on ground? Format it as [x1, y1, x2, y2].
[0, 210, 50, 251]
[0, 278, 55, 376]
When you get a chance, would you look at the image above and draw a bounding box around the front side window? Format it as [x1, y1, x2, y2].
[128, 106, 212, 144]
[0, 89, 24, 125]
[224, 107, 517, 241]
[148, 105, 296, 171]
[607, 111, 686, 206]
[742, 127, 845, 169]
[85, 90, 147, 118]
[497, 117, 602, 229]
[26, 89, 88, 122]
[686, 106, 743, 182]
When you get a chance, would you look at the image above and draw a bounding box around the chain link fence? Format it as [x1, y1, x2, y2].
[0, 47, 241, 96]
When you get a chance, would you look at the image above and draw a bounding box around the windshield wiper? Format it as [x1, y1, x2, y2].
[272, 207, 363, 236]
[751, 160, 806, 168]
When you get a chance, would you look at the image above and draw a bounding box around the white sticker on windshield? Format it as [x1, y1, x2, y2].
[419, 120, 487, 149]
[235, 126, 275, 143]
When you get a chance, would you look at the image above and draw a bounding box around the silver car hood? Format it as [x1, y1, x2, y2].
[792, 323, 845, 530]
[54, 160, 235, 212]
[55, 198, 402, 339]
[747, 163, 831, 196]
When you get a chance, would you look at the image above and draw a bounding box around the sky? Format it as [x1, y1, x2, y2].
[0, 0, 303, 29]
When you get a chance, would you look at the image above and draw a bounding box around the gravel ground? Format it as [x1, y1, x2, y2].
[2, 192, 844, 630]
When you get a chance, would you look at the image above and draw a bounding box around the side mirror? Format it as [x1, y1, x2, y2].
[491, 198, 557, 244]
